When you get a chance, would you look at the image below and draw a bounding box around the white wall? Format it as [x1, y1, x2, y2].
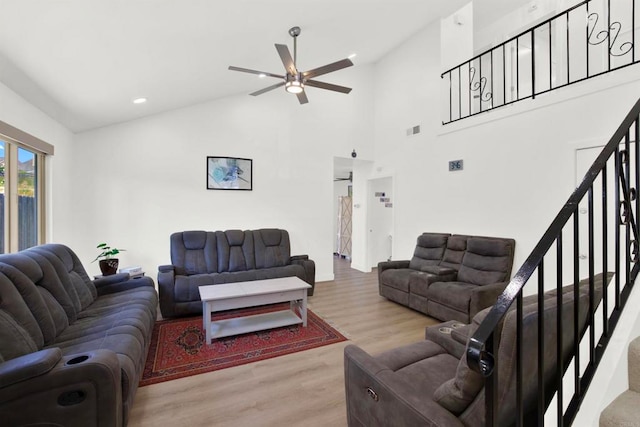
[367, 15, 640, 280]
[474, 0, 559, 50]
[0, 81, 74, 245]
[441, 2, 474, 72]
[67, 65, 374, 281]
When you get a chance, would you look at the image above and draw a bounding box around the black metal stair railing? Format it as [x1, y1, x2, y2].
[442, 0, 639, 125]
[467, 96, 640, 426]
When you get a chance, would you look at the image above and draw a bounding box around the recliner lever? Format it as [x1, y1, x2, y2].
[366, 387, 379, 402]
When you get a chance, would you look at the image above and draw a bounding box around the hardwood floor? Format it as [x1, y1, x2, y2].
[128, 258, 439, 427]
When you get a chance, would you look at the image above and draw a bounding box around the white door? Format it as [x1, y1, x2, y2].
[368, 177, 393, 269]
[575, 142, 634, 283]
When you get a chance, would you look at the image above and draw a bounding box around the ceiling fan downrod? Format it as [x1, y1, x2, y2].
[289, 26, 301, 69]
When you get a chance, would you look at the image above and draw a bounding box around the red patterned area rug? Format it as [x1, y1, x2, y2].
[140, 303, 346, 386]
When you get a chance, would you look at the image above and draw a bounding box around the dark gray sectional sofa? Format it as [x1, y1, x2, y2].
[378, 233, 515, 323]
[0, 243, 158, 427]
[158, 228, 315, 318]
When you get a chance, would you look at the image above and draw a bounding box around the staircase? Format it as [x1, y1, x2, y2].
[466, 95, 640, 426]
[600, 336, 640, 426]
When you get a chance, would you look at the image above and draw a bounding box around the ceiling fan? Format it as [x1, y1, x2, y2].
[228, 26, 354, 104]
[334, 171, 353, 182]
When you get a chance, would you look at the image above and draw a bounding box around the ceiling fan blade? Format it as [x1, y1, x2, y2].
[303, 58, 353, 79]
[304, 79, 352, 94]
[228, 66, 284, 79]
[296, 91, 309, 104]
[250, 82, 286, 96]
[275, 44, 297, 74]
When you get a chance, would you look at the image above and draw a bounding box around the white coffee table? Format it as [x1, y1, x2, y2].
[199, 276, 312, 343]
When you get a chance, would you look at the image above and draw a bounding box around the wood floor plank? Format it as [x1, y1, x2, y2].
[128, 258, 439, 427]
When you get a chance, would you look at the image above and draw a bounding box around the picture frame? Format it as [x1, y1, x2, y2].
[206, 156, 253, 190]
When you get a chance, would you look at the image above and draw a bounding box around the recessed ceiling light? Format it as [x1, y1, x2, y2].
[258, 73, 267, 78]
[348, 53, 357, 59]
[132, 97, 147, 104]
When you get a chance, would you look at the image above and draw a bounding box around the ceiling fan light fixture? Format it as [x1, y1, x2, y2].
[285, 80, 304, 94]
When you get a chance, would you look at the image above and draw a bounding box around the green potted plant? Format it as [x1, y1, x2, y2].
[93, 243, 125, 276]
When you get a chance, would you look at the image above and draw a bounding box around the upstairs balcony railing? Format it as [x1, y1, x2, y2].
[467, 96, 640, 426]
[442, 0, 639, 125]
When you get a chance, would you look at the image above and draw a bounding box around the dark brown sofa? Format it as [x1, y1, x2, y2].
[0, 244, 158, 427]
[158, 228, 315, 317]
[378, 233, 515, 323]
[344, 273, 610, 426]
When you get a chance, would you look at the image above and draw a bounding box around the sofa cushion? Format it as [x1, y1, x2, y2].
[253, 229, 291, 269]
[255, 265, 305, 282]
[0, 274, 44, 350]
[0, 253, 78, 324]
[170, 231, 218, 275]
[457, 237, 514, 285]
[427, 281, 476, 313]
[213, 270, 258, 284]
[432, 325, 483, 415]
[380, 268, 414, 292]
[0, 310, 38, 362]
[440, 235, 468, 269]
[217, 230, 255, 272]
[174, 273, 218, 302]
[27, 244, 98, 311]
[38, 288, 70, 340]
[408, 233, 449, 271]
[27, 250, 91, 318]
[409, 272, 448, 298]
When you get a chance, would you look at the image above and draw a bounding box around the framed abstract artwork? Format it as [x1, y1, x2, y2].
[206, 156, 253, 190]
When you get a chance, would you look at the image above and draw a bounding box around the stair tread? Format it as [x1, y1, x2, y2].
[600, 389, 640, 427]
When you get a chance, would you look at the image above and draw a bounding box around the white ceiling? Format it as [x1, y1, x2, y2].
[0, 0, 478, 133]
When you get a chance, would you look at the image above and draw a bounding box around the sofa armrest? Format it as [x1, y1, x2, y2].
[0, 348, 62, 388]
[344, 344, 463, 426]
[290, 256, 316, 296]
[93, 273, 154, 296]
[378, 260, 410, 273]
[425, 321, 472, 360]
[377, 260, 410, 285]
[468, 281, 509, 320]
[421, 265, 457, 276]
[345, 344, 391, 377]
[158, 264, 175, 273]
[0, 349, 122, 427]
[93, 272, 130, 288]
[157, 267, 177, 318]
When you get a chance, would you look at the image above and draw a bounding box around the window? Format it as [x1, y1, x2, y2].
[0, 120, 52, 253]
[18, 147, 38, 250]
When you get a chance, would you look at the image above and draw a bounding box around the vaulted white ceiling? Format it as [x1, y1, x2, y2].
[0, 0, 475, 132]
[0, 1, 537, 133]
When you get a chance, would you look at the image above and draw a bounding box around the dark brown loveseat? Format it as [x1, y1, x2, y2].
[378, 233, 515, 323]
[0, 244, 158, 427]
[344, 273, 610, 426]
[158, 228, 315, 317]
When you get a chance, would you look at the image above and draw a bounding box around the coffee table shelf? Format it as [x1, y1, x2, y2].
[209, 310, 302, 339]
